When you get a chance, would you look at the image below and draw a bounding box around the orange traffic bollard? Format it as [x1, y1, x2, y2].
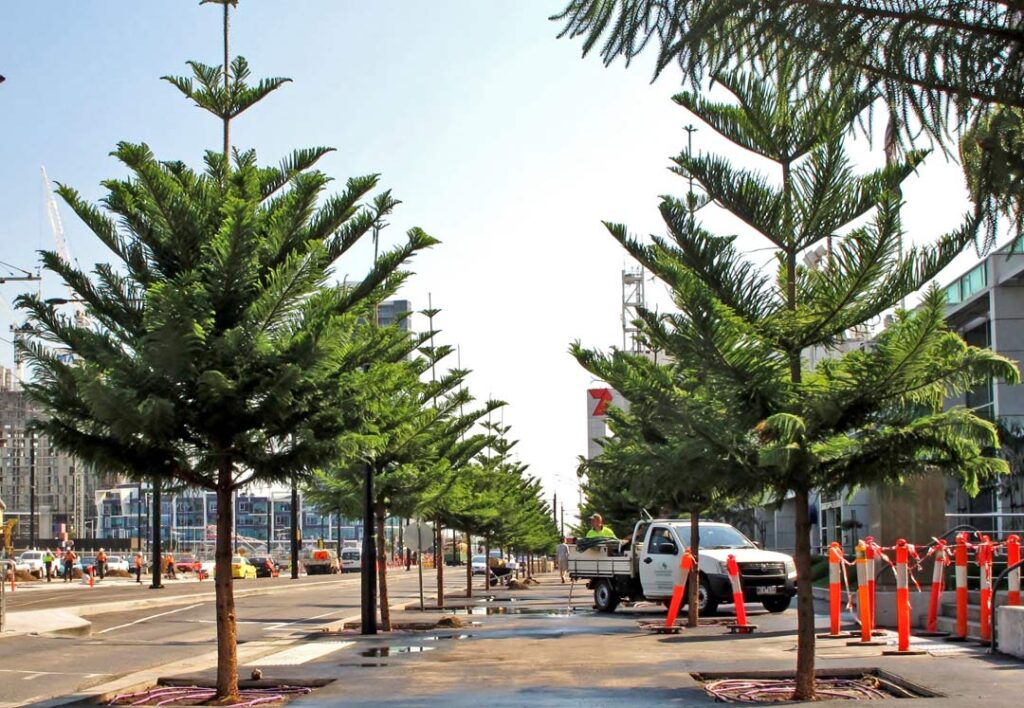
[979, 536, 993, 642]
[896, 540, 911, 651]
[88, 566, 95, 588]
[925, 541, 948, 635]
[865, 536, 877, 632]
[856, 541, 871, 642]
[882, 540, 925, 655]
[954, 532, 969, 640]
[664, 550, 694, 628]
[827, 542, 844, 637]
[726, 555, 752, 632]
[1008, 535, 1021, 607]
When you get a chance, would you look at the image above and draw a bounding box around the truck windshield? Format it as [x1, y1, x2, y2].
[670, 524, 754, 550]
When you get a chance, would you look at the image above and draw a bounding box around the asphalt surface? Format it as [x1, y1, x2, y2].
[0, 569, 466, 707]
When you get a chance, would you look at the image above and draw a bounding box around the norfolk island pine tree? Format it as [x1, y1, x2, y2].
[16, 1, 436, 699]
[571, 52, 1019, 699]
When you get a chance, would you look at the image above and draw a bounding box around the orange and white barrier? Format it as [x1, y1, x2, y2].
[855, 541, 872, 643]
[664, 549, 694, 628]
[726, 554, 748, 627]
[955, 532, 969, 639]
[1008, 535, 1021, 607]
[895, 539, 911, 652]
[827, 542, 844, 636]
[926, 541, 947, 634]
[979, 536, 993, 642]
[865, 536, 877, 633]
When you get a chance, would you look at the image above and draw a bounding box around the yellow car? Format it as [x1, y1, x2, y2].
[231, 555, 257, 580]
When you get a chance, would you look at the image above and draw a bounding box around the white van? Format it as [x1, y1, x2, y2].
[340, 547, 362, 573]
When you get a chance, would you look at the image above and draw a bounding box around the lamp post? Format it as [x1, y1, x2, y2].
[28, 431, 36, 549]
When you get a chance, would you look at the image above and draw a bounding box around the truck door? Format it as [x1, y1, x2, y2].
[638, 525, 679, 598]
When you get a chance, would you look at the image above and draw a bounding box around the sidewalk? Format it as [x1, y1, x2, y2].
[27, 572, 1024, 706]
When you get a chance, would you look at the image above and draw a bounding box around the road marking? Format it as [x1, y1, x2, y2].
[265, 608, 350, 631]
[0, 669, 110, 678]
[97, 603, 203, 634]
[255, 641, 353, 666]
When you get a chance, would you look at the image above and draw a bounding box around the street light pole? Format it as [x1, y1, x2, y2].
[28, 431, 36, 549]
[150, 478, 163, 589]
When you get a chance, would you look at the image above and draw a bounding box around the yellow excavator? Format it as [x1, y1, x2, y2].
[2, 519, 17, 558]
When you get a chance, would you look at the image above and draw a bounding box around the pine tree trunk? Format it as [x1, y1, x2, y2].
[214, 466, 239, 701]
[483, 538, 490, 593]
[793, 485, 816, 700]
[465, 531, 473, 598]
[435, 517, 444, 609]
[375, 502, 391, 631]
[150, 477, 163, 590]
[687, 510, 699, 628]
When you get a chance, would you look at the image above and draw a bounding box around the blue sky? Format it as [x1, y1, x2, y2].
[1, 2, 987, 525]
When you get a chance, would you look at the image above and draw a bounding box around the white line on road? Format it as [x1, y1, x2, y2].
[255, 641, 354, 666]
[265, 608, 350, 631]
[0, 668, 110, 678]
[97, 603, 204, 634]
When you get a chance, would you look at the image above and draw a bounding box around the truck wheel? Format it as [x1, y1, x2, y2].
[593, 579, 620, 613]
[762, 596, 791, 613]
[698, 576, 718, 615]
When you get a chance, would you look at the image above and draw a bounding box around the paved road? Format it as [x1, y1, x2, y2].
[0, 568, 467, 707]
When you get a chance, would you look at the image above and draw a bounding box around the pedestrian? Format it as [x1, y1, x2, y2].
[43, 549, 54, 582]
[96, 548, 108, 580]
[165, 553, 177, 580]
[556, 538, 570, 584]
[133, 552, 143, 583]
[63, 547, 77, 582]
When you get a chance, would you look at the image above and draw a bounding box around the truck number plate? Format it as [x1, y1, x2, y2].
[755, 586, 778, 595]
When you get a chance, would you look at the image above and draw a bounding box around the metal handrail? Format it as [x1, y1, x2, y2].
[988, 557, 1024, 654]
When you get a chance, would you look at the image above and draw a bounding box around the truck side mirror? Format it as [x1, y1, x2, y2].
[657, 542, 678, 555]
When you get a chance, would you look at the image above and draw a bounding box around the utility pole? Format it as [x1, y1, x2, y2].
[28, 431, 35, 549]
[553, 493, 557, 525]
[560, 505, 565, 539]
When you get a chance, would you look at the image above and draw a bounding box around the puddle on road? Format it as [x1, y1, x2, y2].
[360, 646, 436, 657]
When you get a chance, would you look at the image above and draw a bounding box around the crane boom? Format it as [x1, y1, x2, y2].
[41, 166, 87, 324]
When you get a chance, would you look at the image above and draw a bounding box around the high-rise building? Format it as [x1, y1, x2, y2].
[0, 366, 111, 546]
[377, 299, 412, 330]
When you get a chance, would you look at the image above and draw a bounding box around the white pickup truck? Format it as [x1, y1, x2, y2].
[568, 519, 797, 614]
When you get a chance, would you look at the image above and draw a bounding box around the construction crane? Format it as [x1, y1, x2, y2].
[41, 166, 88, 327]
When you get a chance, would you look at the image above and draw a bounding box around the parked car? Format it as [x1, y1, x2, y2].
[176, 554, 200, 573]
[340, 548, 362, 573]
[106, 555, 130, 573]
[249, 556, 280, 578]
[231, 555, 257, 580]
[471, 554, 488, 575]
[16, 550, 46, 577]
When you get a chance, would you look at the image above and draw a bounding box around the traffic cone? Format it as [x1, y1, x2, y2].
[88, 566, 94, 588]
[664, 550, 694, 628]
[726, 555, 754, 633]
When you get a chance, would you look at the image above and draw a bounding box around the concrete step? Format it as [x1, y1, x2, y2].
[940, 603, 983, 622]
[935, 615, 984, 641]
